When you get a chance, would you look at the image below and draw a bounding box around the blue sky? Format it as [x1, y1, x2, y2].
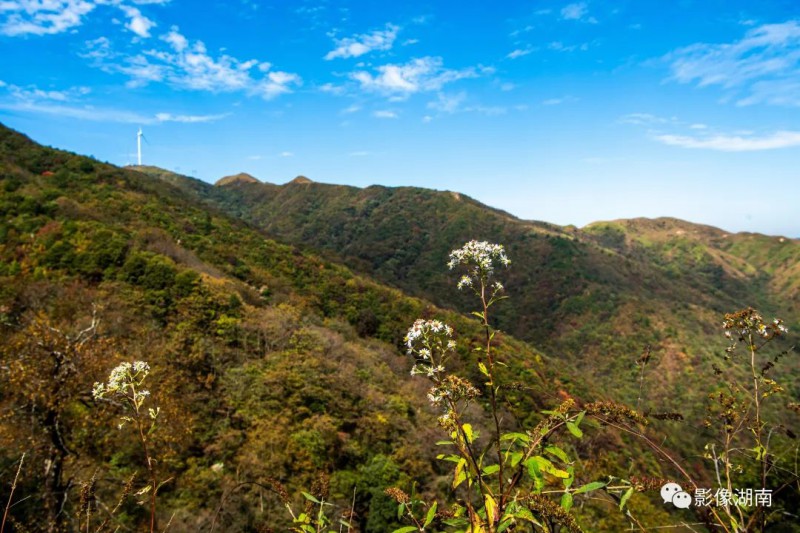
[1, 1, 799, 236]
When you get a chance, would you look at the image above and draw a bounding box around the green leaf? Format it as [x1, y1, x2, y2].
[301, 492, 320, 504]
[424, 501, 438, 527]
[563, 466, 575, 489]
[524, 457, 544, 492]
[574, 481, 607, 495]
[453, 458, 467, 489]
[483, 464, 500, 475]
[392, 527, 419, 533]
[485, 494, 498, 523]
[561, 492, 574, 512]
[497, 518, 514, 532]
[462, 423, 474, 444]
[509, 451, 524, 467]
[544, 445, 570, 463]
[752, 445, 766, 461]
[566, 421, 583, 439]
[619, 487, 634, 511]
[397, 502, 405, 520]
[574, 410, 586, 427]
[500, 432, 531, 445]
[526, 456, 570, 479]
[478, 361, 489, 377]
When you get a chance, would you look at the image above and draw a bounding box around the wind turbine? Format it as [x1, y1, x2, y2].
[137, 128, 150, 166]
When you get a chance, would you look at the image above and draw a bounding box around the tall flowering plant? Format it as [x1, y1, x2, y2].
[389, 242, 601, 533]
[93, 361, 163, 533]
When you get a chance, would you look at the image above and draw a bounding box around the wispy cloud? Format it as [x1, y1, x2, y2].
[350, 56, 488, 96]
[506, 48, 532, 59]
[654, 131, 800, 151]
[621, 111, 800, 152]
[0, 0, 169, 37]
[154, 112, 229, 123]
[279, 151, 294, 157]
[548, 41, 590, 52]
[666, 21, 800, 107]
[0, 80, 90, 101]
[427, 92, 466, 114]
[0, 79, 227, 123]
[0, 0, 96, 36]
[373, 110, 398, 119]
[542, 95, 578, 106]
[325, 23, 399, 60]
[560, 2, 597, 23]
[82, 26, 301, 98]
[619, 112, 676, 126]
[0, 99, 228, 124]
[426, 92, 506, 117]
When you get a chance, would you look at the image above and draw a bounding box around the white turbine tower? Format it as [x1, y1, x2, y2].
[137, 128, 143, 166]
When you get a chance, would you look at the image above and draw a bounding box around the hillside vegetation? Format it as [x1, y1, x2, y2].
[0, 124, 797, 532]
[139, 169, 800, 421]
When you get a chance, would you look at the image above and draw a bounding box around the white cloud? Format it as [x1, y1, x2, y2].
[0, 0, 169, 37]
[427, 91, 466, 114]
[619, 112, 675, 126]
[0, 101, 151, 122]
[119, 4, 154, 37]
[373, 110, 397, 119]
[560, 2, 597, 23]
[653, 130, 800, 151]
[542, 95, 577, 106]
[666, 21, 800, 106]
[426, 92, 506, 117]
[279, 151, 294, 157]
[0, 69, 227, 125]
[0, 80, 90, 102]
[548, 41, 589, 52]
[325, 23, 399, 60]
[0, 0, 96, 36]
[319, 82, 346, 95]
[0, 96, 227, 124]
[350, 56, 485, 95]
[83, 26, 301, 98]
[465, 105, 506, 116]
[506, 48, 532, 59]
[348, 150, 370, 157]
[341, 104, 360, 114]
[154, 112, 229, 123]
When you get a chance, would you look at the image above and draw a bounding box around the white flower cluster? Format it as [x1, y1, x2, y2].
[405, 319, 453, 355]
[405, 319, 456, 378]
[93, 361, 151, 399]
[448, 240, 510, 290]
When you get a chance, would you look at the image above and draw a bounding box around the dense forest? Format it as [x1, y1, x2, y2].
[1, 123, 798, 532]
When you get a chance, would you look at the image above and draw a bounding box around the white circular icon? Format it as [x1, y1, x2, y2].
[672, 491, 692, 509]
[660, 482, 683, 504]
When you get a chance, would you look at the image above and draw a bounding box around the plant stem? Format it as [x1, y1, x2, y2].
[480, 279, 504, 526]
[1, 453, 24, 533]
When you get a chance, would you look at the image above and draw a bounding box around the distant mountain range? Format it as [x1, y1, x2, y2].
[134, 165, 800, 418]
